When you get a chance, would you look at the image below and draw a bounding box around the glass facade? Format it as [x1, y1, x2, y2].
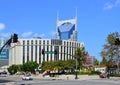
[58, 23, 75, 40]
[58, 22, 75, 40]
[56, 19, 77, 41]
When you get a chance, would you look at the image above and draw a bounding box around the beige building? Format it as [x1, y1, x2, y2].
[9, 38, 84, 66]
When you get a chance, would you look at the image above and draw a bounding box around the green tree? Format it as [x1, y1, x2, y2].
[7, 64, 18, 74]
[100, 57, 107, 66]
[74, 47, 88, 69]
[100, 32, 120, 74]
[22, 61, 39, 73]
[93, 59, 99, 66]
[100, 32, 120, 59]
[41, 59, 76, 73]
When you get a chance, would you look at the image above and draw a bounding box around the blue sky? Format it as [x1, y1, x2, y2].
[0, 0, 120, 61]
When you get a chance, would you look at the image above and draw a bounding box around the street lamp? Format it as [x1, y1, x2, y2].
[75, 56, 78, 79]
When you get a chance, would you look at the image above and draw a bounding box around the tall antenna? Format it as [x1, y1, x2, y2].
[75, 8, 77, 20]
[56, 10, 59, 39]
[75, 8, 78, 41]
[57, 10, 59, 23]
[75, 8, 78, 30]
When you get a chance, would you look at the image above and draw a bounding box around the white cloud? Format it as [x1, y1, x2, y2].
[49, 31, 56, 37]
[104, 0, 120, 10]
[34, 33, 45, 38]
[22, 32, 33, 37]
[115, 0, 120, 7]
[0, 23, 5, 31]
[104, 3, 114, 10]
[0, 32, 11, 38]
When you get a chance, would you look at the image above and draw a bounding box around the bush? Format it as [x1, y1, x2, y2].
[79, 70, 91, 75]
[110, 74, 120, 77]
[89, 70, 101, 75]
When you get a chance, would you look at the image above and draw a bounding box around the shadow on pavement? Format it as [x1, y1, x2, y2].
[0, 79, 13, 83]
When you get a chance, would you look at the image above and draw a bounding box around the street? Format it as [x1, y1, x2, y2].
[0, 75, 120, 85]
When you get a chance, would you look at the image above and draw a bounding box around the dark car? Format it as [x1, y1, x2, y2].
[0, 71, 7, 77]
[99, 73, 106, 78]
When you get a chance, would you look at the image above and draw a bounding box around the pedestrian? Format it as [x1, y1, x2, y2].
[106, 70, 110, 79]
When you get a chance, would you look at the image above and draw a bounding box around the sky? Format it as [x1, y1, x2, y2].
[0, 0, 120, 61]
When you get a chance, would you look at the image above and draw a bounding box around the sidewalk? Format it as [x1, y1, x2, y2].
[33, 74, 100, 80]
[33, 74, 120, 80]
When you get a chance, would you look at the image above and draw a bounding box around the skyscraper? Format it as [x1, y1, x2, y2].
[56, 11, 77, 41]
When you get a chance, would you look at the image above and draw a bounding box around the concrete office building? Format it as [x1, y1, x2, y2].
[9, 38, 84, 66]
[56, 13, 77, 41]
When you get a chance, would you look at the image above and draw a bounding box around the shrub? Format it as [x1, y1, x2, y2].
[79, 70, 91, 75]
[89, 70, 101, 75]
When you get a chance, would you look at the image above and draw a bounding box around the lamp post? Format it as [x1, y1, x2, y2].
[75, 56, 78, 79]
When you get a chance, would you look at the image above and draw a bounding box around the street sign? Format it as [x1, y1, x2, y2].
[45, 51, 54, 54]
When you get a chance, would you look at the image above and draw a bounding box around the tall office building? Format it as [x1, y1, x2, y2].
[9, 38, 84, 66]
[56, 12, 77, 41]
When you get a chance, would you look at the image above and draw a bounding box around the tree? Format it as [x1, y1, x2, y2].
[100, 57, 107, 66]
[100, 32, 120, 74]
[100, 32, 120, 59]
[93, 59, 99, 66]
[41, 59, 76, 74]
[74, 47, 88, 69]
[22, 61, 39, 73]
[7, 64, 18, 74]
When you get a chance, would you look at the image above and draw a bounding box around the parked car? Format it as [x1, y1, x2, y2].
[22, 73, 33, 80]
[99, 73, 106, 78]
[0, 71, 8, 77]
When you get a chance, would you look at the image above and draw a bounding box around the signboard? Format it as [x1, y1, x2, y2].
[0, 49, 9, 59]
[45, 51, 54, 54]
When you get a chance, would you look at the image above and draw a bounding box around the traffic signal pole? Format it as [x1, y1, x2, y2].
[0, 33, 18, 54]
[0, 37, 12, 54]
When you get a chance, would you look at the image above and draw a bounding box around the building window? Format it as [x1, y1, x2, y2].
[23, 40, 25, 64]
[47, 40, 49, 61]
[43, 40, 45, 62]
[50, 46, 52, 61]
[67, 42, 68, 60]
[39, 40, 41, 64]
[27, 40, 29, 61]
[35, 40, 37, 62]
[31, 40, 33, 61]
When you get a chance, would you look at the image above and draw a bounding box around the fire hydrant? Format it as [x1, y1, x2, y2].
[67, 76, 69, 80]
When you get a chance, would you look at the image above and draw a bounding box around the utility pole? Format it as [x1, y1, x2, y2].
[75, 56, 78, 79]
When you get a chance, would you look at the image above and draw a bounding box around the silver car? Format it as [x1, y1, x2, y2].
[22, 74, 33, 80]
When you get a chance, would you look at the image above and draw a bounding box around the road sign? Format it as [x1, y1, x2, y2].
[45, 51, 54, 54]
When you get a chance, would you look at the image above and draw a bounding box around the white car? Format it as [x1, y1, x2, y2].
[22, 74, 33, 80]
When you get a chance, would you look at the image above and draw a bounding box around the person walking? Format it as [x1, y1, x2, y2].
[106, 70, 110, 79]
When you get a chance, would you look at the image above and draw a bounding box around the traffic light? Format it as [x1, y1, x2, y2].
[42, 49, 45, 55]
[54, 49, 57, 55]
[115, 38, 120, 45]
[13, 33, 18, 43]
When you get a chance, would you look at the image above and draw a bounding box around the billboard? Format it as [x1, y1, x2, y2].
[0, 49, 9, 59]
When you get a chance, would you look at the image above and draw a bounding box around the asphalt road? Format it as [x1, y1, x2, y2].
[0, 76, 120, 85]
